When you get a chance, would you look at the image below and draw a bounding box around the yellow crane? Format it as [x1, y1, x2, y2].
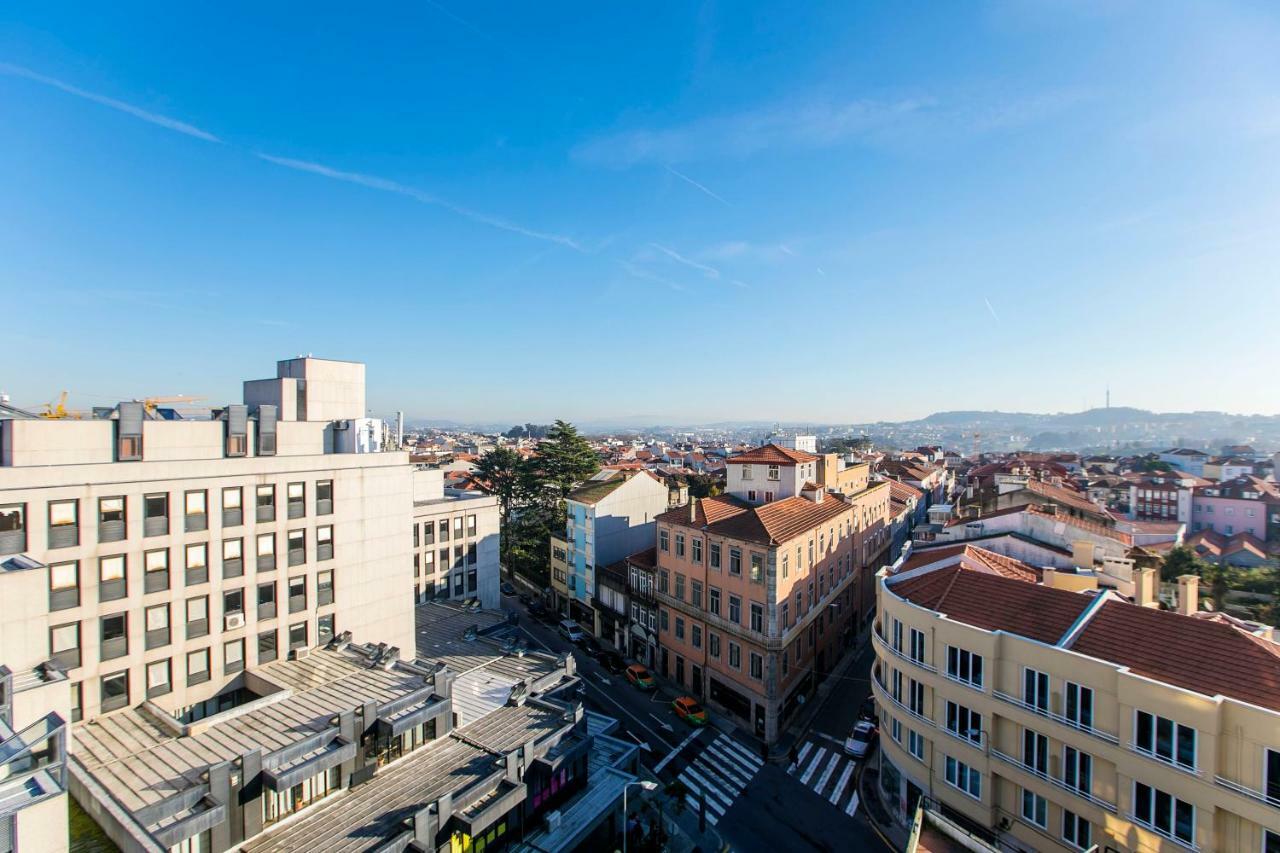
[140, 395, 207, 417]
[39, 391, 85, 419]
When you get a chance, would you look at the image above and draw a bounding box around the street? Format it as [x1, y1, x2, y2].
[502, 590, 893, 852]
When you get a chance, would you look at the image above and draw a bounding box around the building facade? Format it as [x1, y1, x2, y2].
[411, 468, 502, 610]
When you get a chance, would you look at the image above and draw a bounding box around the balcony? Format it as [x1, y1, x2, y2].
[0, 711, 68, 820]
[990, 748, 1116, 813]
[1214, 775, 1280, 810]
[1127, 743, 1204, 780]
[872, 666, 933, 728]
[992, 690, 1119, 745]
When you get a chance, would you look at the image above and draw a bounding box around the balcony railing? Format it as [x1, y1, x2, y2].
[992, 690, 1119, 745]
[1213, 775, 1280, 810]
[871, 627, 936, 673]
[1127, 813, 1200, 851]
[991, 748, 1117, 813]
[1127, 743, 1204, 779]
[872, 670, 934, 728]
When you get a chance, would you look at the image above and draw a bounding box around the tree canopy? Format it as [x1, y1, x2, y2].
[535, 419, 600, 496]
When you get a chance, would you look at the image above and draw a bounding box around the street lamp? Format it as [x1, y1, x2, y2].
[622, 780, 658, 853]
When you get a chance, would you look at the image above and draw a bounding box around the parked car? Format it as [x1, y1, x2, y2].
[500, 581, 516, 596]
[517, 593, 533, 606]
[598, 651, 625, 674]
[558, 619, 587, 643]
[625, 664, 656, 690]
[858, 696, 877, 722]
[844, 720, 878, 759]
[576, 635, 602, 657]
[672, 696, 708, 726]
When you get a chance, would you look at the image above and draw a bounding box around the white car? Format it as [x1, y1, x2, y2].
[558, 619, 587, 643]
[844, 720, 878, 759]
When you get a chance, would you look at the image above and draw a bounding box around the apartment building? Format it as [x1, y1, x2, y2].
[873, 558, 1280, 853]
[654, 444, 890, 742]
[548, 470, 668, 628]
[0, 357, 416, 849]
[411, 468, 501, 610]
[1191, 475, 1278, 539]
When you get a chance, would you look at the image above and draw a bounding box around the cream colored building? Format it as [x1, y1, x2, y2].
[410, 468, 502, 610]
[0, 357, 415, 849]
[873, 553, 1280, 853]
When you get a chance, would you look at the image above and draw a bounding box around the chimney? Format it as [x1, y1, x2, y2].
[689, 497, 698, 523]
[1177, 574, 1199, 616]
[1133, 566, 1158, 608]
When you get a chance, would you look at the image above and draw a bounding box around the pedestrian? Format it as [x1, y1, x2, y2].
[788, 744, 799, 767]
[761, 741, 769, 763]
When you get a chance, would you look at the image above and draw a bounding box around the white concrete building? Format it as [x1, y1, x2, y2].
[411, 468, 501, 610]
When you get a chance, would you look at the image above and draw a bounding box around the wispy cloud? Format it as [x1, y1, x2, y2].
[574, 96, 935, 167]
[257, 153, 583, 250]
[700, 240, 796, 263]
[0, 63, 220, 142]
[620, 261, 685, 291]
[983, 296, 1001, 322]
[648, 242, 720, 279]
[664, 165, 731, 206]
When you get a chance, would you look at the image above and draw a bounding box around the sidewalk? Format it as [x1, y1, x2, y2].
[859, 752, 911, 851]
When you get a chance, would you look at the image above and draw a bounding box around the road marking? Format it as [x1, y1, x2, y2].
[694, 755, 748, 790]
[654, 726, 703, 774]
[844, 791, 860, 816]
[813, 752, 840, 796]
[795, 741, 813, 764]
[707, 737, 761, 779]
[813, 730, 845, 747]
[799, 747, 827, 785]
[711, 733, 765, 770]
[830, 762, 856, 804]
[678, 767, 730, 814]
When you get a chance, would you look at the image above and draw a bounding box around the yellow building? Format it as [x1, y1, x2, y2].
[873, 550, 1280, 853]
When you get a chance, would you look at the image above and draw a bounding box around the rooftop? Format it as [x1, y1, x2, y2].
[727, 442, 819, 466]
[656, 492, 852, 546]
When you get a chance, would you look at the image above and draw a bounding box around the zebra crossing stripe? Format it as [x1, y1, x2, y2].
[793, 741, 814, 770]
[799, 747, 827, 785]
[706, 739, 760, 780]
[685, 794, 721, 825]
[813, 753, 840, 796]
[695, 754, 749, 790]
[829, 762, 856, 804]
[712, 734, 765, 770]
[845, 792, 860, 816]
[677, 767, 730, 814]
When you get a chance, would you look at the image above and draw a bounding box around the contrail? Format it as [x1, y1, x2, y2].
[0, 62, 221, 142]
[983, 296, 1001, 322]
[664, 165, 731, 206]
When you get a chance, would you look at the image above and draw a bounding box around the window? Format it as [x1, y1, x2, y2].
[424, 521, 435, 545]
[1022, 668, 1049, 712]
[908, 730, 925, 760]
[945, 702, 982, 745]
[289, 621, 308, 650]
[909, 628, 925, 664]
[453, 516, 464, 539]
[691, 538, 702, 563]
[908, 678, 925, 716]
[142, 492, 169, 537]
[258, 629, 278, 663]
[728, 594, 742, 624]
[287, 482, 305, 519]
[0, 502, 27, 554]
[659, 529, 669, 552]
[660, 609, 669, 631]
[439, 518, 450, 542]
[100, 613, 128, 660]
[892, 618, 903, 652]
[318, 570, 334, 606]
[146, 659, 171, 698]
[728, 641, 741, 669]
[316, 480, 333, 515]
[749, 652, 763, 679]
[690, 580, 703, 609]
[1135, 710, 1196, 770]
[223, 588, 244, 617]
[46, 559, 78, 611]
[222, 537, 244, 578]
[187, 648, 210, 685]
[1268, 748, 1280, 806]
[767, 464, 780, 480]
[708, 632, 721, 658]
[1022, 729, 1048, 775]
[781, 601, 790, 628]
[289, 576, 307, 613]
[750, 552, 763, 583]
[288, 529, 306, 566]
[318, 614, 335, 644]
[184, 490, 208, 532]
[675, 616, 685, 640]
[47, 499, 79, 548]
[98, 496, 126, 543]
[100, 671, 129, 713]
[186, 596, 209, 639]
[709, 543, 721, 569]
[742, 464, 753, 480]
[675, 533, 685, 557]
[50, 622, 81, 669]
[1021, 789, 1047, 828]
[750, 602, 764, 632]
[747, 489, 757, 502]
[144, 603, 170, 649]
[222, 487, 243, 526]
[1062, 809, 1091, 850]
[946, 646, 983, 688]
[466, 513, 477, 536]
[99, 555, 127, 601]
[70, 682, 82, 723]
[256, 485, 275, 522]
[258, 582, 277, 619]
[890, 717, 902, 744]
[675, 573, 685, 601]
[185, 542, 208, 585]
[257, 532, 276, 571]
[1064, 746, 1092, 796]
[781, 552, 789, 579]
[728, 547, 742, 576]
[944, 756, 981, 799]
[708, 587, 721, 616]
[224, 639, 245, 674]
[1065, 682, 1093, 730]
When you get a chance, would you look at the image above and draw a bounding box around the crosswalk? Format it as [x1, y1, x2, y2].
[674, 732, 765, 825]
[787, 738, 861, 817]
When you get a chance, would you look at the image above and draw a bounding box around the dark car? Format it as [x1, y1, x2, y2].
[598, 651, 625, 674]
[858, 696, 878, 722]
[500, 581, 516, 596]
[576, 635, 602, 657]
[517, 593, 533, 606]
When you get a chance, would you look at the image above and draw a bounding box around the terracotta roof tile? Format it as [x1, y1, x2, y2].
[887, 479, 924, 502]
[657, 493, 849, 546]
[890, 567, 1090, 645]
[1025, 479, 1110, 518]
[728, 443, 820, 466]
[1069, 600, 1280, 712]
[895, 543, 1042, 583]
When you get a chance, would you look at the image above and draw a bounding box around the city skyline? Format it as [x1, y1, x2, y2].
[4, 2, 1280, 422]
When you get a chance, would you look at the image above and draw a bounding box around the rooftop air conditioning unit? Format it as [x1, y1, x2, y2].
[225, 613, 245, 630]
[291, 647, 311, 661]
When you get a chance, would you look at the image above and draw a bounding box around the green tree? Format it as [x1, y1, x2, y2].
[1202, 561, 1237, 612]
[535, 420, 600, 496]
[1160, 545, 1205, 583]
[471, 446, 536, 572]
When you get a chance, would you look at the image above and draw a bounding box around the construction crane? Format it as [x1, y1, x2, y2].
[139, 395, 207, 418]
[39, 391, 86, 420]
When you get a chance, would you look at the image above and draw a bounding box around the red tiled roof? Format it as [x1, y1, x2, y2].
[1025, 479, 1109, 518]
[1186, 529, 1269, 559]
[657, 493, 850, 546]
[887, 479, 923, 503]
[728, 443, 820, 465]
[943, 504, 1028, 528]
[1069, 600, 1280, 713]
[1025, 505, 1133, 545]
[890, 567, 1090, 645]
[622, 546, 657, 570]
[895, 543, 1042, 583]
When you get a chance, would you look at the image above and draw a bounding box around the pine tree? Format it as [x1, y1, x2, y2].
[535, 419, 600, 495]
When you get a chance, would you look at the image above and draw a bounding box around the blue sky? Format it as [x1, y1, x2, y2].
[3, 2, 1279, 425]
